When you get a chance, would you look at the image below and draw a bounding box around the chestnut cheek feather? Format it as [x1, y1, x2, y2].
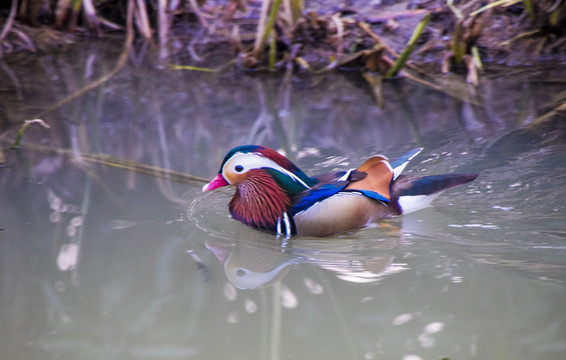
[229, 170, 290, 231]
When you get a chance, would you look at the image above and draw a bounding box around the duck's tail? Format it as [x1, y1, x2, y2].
[393, 173, 478, 214]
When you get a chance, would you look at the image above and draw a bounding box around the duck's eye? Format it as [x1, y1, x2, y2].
[235, 268, 248, 278]
[234, 165, 244, 173]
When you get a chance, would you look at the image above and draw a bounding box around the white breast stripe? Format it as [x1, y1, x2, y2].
[276, 217, 282, 236]
[398, 193, 440, 214]
[275, 212, 292, 238]
[283, 212, 291, 236]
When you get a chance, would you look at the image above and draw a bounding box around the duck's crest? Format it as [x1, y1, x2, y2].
[222, 145, 316, 187]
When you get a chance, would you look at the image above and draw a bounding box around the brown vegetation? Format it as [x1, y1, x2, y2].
[2, 1, 566, 69]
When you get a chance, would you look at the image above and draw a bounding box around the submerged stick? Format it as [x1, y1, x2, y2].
[19, 143, 210, 185]
[533, 101, 566, 124]
[169, 65, 216, 72]
[80, 154, 210, 184]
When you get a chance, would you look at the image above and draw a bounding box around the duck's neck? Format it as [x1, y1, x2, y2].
[229, 171, 291, 231]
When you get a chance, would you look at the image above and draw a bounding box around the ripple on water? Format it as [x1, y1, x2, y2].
[188, 189, 239, 239]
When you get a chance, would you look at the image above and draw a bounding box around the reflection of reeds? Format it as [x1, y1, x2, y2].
[0, 0, 18, 55]
[34, 1, 135, 118]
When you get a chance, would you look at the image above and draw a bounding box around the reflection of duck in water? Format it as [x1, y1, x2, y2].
[206, 234, 403, 289]
[202, 145, 477, 237]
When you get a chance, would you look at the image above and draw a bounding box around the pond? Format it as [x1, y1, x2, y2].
[1, 41, 566, 360]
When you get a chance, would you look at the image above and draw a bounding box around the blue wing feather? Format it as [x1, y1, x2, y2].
[290, 183, 347, 216]
[399, 174, 479, 196]
[290, 150, 426, 217]
[290, 183, 390, 216]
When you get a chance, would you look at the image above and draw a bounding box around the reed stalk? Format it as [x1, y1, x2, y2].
[254, 0, 283, 60]
[263, 0, 282, 47]
[451, 21, 466, 65]
[268, 29, 277, 70]
[254, 0, 272, 56]
[289, 0, 303, 24]
[11, 119, 51, 148]
[522, 0, 535, 20]
[385, 13, 431, 78]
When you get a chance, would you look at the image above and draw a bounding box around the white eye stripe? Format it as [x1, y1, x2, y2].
[223, 153, 311, 189]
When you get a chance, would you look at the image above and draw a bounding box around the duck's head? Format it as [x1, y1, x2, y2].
[202, 145, 314, 193]
[202, 145, 316, 232]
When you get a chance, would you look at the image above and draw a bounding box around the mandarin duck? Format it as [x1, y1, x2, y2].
[202, 145, 477, 237]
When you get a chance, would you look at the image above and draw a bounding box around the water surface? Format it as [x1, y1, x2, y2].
[1, 42, 566, 360]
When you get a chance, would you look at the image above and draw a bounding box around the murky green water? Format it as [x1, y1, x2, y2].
[1, 42, 566, 360]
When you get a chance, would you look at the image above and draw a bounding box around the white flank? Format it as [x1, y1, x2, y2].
[398, 193, 440, 214]
[293, 192, 362, 218]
